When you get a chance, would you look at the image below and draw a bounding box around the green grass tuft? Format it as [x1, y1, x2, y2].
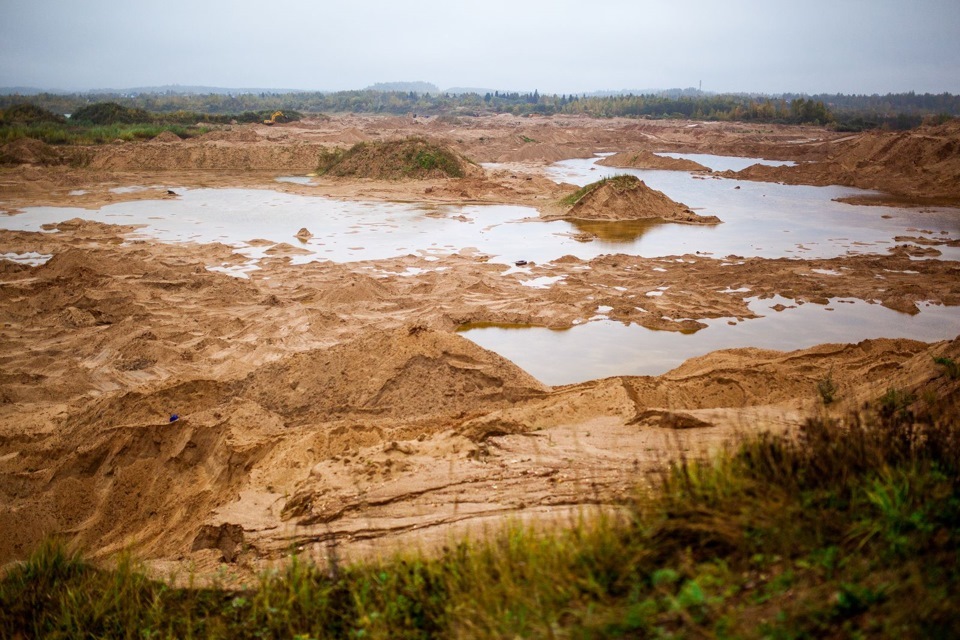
[559, 174, 641, 207]
[316, 137, 468, 179]
[934, 356, 960, 379]
[816, 373, 839, 405]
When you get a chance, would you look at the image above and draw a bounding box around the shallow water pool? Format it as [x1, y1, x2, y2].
[654, 152, 796, 172]
[460, 296, 960, 385]
[4, 158, 959, 267]
[547, 156, 960, 261]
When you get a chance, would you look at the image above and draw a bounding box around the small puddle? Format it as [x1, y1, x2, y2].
[654, 152, 796, 172]
[0, 251, 52, 266]
[459, 296, 960, 386]
[275, 176, 315, 185]
[109, 186, 153, 194]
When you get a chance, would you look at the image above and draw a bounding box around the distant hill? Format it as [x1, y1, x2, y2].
[364, 81, 439, 94]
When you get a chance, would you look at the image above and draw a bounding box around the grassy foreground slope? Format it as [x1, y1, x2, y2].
[3, 384, 960, 638]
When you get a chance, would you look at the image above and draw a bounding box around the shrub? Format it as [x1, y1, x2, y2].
[70, 102, 152, 125]
[316, 137, 468, 179]
[0, 103, 66, 125]
[816, 373, 838, 405]
[934, 356, 959, 380]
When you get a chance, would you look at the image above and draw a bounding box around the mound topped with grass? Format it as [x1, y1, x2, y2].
[559, 174, 721, 224]
[316, 136, 477, 179]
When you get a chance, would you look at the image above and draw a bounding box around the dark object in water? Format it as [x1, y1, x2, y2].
[515, 260, 528, 266]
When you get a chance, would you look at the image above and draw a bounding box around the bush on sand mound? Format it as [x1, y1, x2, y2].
[559, 174, 721, 224]
[316, 136, 475, 179]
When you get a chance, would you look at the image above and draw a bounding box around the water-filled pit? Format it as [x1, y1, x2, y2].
[3, 153, 958, 382]
[545, 154, 960, 261]
[459, 296, 960, 386]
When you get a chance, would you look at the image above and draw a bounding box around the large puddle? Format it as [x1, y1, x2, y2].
[2, 155, 959, 267]
[460, 296, 960, 386]
[546, 155, 960, 261]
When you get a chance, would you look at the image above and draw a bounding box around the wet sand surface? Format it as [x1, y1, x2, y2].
[0, 114, 958, 583]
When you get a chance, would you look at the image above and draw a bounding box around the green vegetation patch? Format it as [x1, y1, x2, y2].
[70, 102, 152, 125]
[0, 103, 66, 125]
[0, 122, 210, 147]
[4, 387, 960, 637]
[3, 90, 959, 129]
[0, 102, 302, 147]
[316, 137, 470, 179]
[935, 355, 960, 379]
[560, 174, 641, 207]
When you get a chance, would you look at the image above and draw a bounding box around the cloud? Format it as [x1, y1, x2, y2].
[1, 0, 958, 93]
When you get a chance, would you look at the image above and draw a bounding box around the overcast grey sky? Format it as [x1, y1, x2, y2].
[2, 0, 958, 95]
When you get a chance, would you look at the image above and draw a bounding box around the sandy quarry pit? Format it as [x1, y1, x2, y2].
[1, 113, 959, 584]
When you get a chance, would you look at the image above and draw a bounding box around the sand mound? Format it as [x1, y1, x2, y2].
[330, 127, 369, 144]
[622, 337, 958, 412]
[731, 120, 960, 201]
[0, 138, 62, 165]
[317, 137, 480, 179]
[598, 150, 710, 172]
[264, 242, 311, 257]
[36, 248, 125, 282]
[150, 131, 182, 143]
[242, 326, 548, 421]
[559, 175, 721, 224]
[197, 128, 261, 143]
[88, 141, 325, 172]
[495, 143, 583, 164]
[317, 271, 390, 305]
[40, 217, 142, 238]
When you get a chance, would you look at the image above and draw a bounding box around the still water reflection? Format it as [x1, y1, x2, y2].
[2, 154, 958, 266]
[460, 297, 960, 386]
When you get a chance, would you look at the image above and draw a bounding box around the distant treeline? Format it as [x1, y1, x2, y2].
[2, 90, 958, 131]
[0, 101, 301, 126]
[0, 102, 302, 146]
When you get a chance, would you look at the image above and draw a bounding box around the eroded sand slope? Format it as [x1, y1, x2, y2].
[1, 114, 958, 579]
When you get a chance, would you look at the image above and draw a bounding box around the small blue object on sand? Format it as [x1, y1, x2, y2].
[169, 414, 179, 423]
